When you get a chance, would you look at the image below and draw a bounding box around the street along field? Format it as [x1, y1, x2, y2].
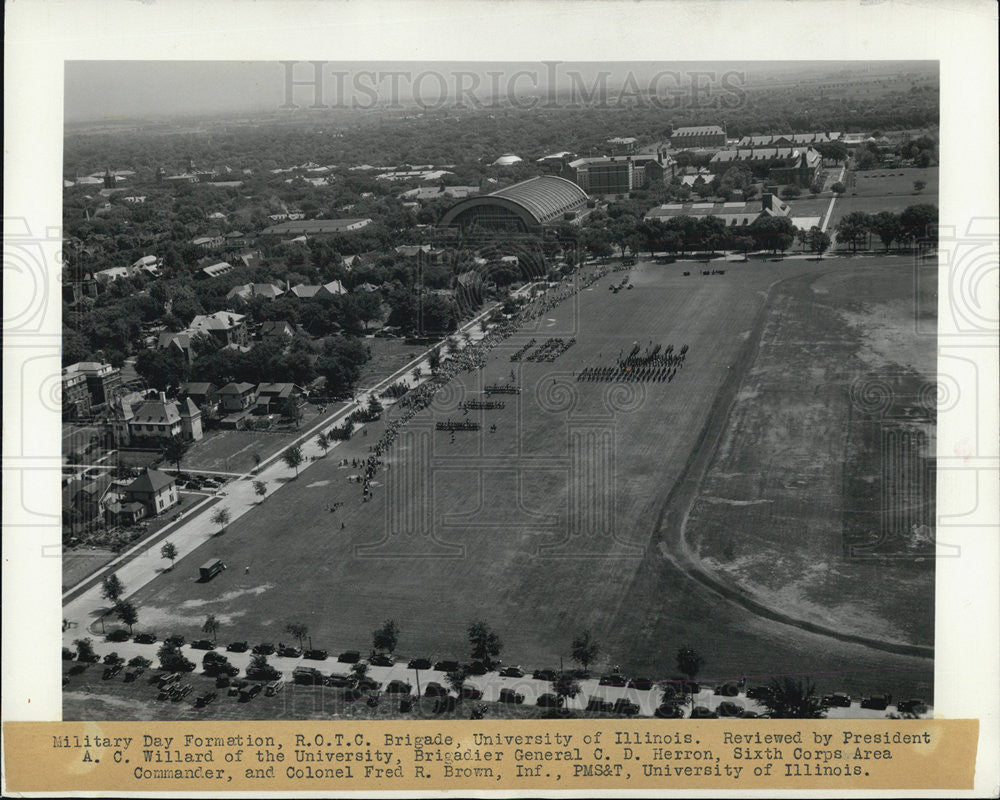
[124, 256, 934, 701]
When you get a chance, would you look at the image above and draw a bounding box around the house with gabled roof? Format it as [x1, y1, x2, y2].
[123, 468, 178, 517]
[219, 382, 258, 413]
[189, 311, 248, 347]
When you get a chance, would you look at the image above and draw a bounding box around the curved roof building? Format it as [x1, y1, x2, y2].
[492, 153, 523, 166]
[439, 176, 590, 232]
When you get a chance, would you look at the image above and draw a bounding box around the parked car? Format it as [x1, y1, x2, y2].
[407, 658, 432, 670]
[896, 698, 928, 714]
[717, 701, 744, 717]
[252, 643, 276, 656]
[276, 645, 301, 658]
[191, 639, 215, 651]
[157, 672, 181, 688]
[165, 634, 185, 648]
[355, 677, 380, 693]
[498, 688, 525, 704]
[369, 654, 394, 667]
[433, 660, 459, 673]
[384, 680, 412, 695]
[499, 666, 524, 678]
[134, 632, 157, 645]
[714, 682, 740, 697]
[466, 661, 491, 675]
[265, 680, 285, 697]
[745, 685, 771, 700]
[654, 703, 685, 718]
[303, 649, 328, 661]
[537, 693, 564, 708]
[325, 673, 353, 688]
[239, 684, 262, 702]
[102, 664, 123, 680]
[599, 672, 628, 687]
[612, 698, 640, 716]
[170, 684, 192, 702]
[860, 694, 891, 711]
[292, 666, 324, 685]
[338, 650, 361, 664]
[533, 669, 557, 682]
[822, 692, 852, 708]
[460, 686, 483, 701]
[106, 629, 130, 642]
[228, 680, 247, 697]
[194, 691, 217, 707]
[690, 706, 718, 718]
[215, 676, 231, 689]
[246, 663, 281, 681]
[586, 697, 613, 713]
[628, 677, 654, 691]
[739, 710, 761, 718]
[227, 641, 249, 653]
[424, 682, 448, 697]
[103, 653, 124, 666]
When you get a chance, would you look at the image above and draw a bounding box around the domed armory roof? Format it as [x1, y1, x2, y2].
[489, 176, 588, 224]
[492, 153, 523, 166]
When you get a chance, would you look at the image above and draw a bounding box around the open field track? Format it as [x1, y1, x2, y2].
[107, 256, 935, 702]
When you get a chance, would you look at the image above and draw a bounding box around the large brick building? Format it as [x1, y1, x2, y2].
[62, 361, 123, 411]
[710, 146, 823, 186]
[567, 154, 675, 198]
[670, 125, 727, 149]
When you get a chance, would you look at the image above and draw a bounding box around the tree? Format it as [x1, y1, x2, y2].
[101, 573, 125, 604]
[761, 677, 828, 718]
[913, 179, 926, 193]
[552, 673, 583, 701]
[350, 661, 369, 682]
[675, 646, 704, 680]
[870, 211, 901, 251]
[157, 642, 194, 673]
[836, 211, 872, 253]
[316, 432, 330, 457]
[253, 480, 267, 501]
[372, 619, 399, 654]
[427, 346, 442, 374]
[446, 668, 468, 697]
[781, 185, 801, 200]
[127, 655, 152, 671]
[899, 203, 938, 248]
[286, 622, 308, 650]
[830, 182, 846, 196]
[570, 631, 599, 672]
[203, 614, 219, 643]
[467, 621, 502, 668]
[733, 236, 755, 260]
[282, 443, 304, 477]
[115, 600, 138, 633]
[160, 541, 178, 570]
[210, 507, 231, 534]
[749, 216, 796, 253]
[354, 291, 383, 332]
[163, 437, 190, 476]
[74, 637, 97, 662]
[798, 226, 831, 257]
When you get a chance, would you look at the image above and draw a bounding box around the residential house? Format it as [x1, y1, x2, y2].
[123, 468, 179, 517]
[179, 382, 219, 414]
[218, 382, 258, 413]
[63, 474, 119, 528]
[254, 383, 306, 418]
[226, 283, 285, 301]
[188, 311, 248, 347]
[259, 321, 296, 342]
[157, 330, 197, 363]
[191, 235, 225, 249]
[198, 262, 234, 279]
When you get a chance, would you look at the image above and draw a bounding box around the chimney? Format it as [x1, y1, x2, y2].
[159, 391, 167, 403]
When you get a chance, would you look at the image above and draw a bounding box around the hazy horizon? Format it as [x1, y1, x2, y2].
[65, 60, 937, 124]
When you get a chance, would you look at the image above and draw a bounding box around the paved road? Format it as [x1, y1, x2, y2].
[68, 634, 924, 720]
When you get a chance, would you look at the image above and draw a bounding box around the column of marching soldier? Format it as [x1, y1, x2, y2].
[576, 342, 689, 382]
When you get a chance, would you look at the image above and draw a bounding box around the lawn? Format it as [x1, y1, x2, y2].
[121, 257, 935, 707]
[828, 167, 939, 234]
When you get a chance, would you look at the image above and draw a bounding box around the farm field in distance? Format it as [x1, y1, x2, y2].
[124, 255, 935, 701]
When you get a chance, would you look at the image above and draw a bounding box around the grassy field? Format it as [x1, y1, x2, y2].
[829, 167, 938, 234]
[120, 257, 934, 706]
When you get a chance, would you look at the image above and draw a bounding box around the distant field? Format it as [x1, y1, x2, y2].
[124, 257, 934, 702]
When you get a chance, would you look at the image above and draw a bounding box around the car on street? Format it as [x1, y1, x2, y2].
[536, 693, 563, 708]
[690, 706, 717, 718]
[586, 697, 613, 713]
[612, 698, 640, 715]
[745, 685, 771, 700]
[533, 669, 557, 682]
[338, 650, 361, 663]
[384, 680, 412, 694]
[499, 666, 524, 678]
[628, 677, 654, 691]
[325, 673, 353, 688]
[133, 632, 157, 644]
[896, 698, 928, 714]
[191, 639, 215, 650]
[860, 694, 891, 710]
[822, 692, 852, 708]
[227, 641, 249, 653]
[228, 680, 247, 697]
[303, 649, 328, 661]
[252, 643, 276, 656]
[717, 701, 743, 717]
[654, 703, 685, 718]
[407, 658, 432, 670]
[369, 654, 394, 667]
[277, 645, 301, 658]
[265, 680, 285, 696]
[423, 682, 448, 697]
[433, 660, 459, 672]
[599, 672, 628, 687]
[498, 688, 525, 704]
[460, 686, 484, 701]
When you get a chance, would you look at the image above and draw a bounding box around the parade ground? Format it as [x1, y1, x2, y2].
[100, 255, 935, 701]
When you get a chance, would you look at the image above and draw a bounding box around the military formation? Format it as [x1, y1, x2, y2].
[577, 342, 689, 383]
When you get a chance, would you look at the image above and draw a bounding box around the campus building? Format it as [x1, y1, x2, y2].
[710, 147, 823, 185]
[644, 192, 792, 228]
[62, 361, 123, 410]
[439, 176, 591, 232]
[260, 218, 373, 237]
[111, 392, 203, 447]
[670, 125, 727, 149]
[568, 154, 675, 197]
